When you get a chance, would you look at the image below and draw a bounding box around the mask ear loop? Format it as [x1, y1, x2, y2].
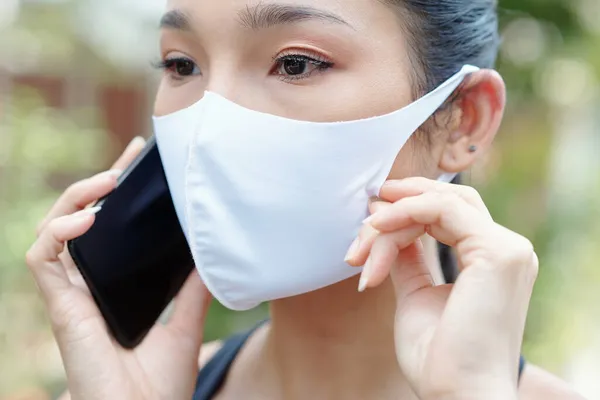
[437, 172, 457, 183]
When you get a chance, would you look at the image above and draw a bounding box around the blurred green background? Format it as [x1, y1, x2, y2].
[0, 0, 599, 399]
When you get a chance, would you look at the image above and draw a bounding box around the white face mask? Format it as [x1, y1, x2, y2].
[153, 65, 478, 311]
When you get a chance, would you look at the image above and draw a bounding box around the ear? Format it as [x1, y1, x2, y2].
[438, 69, 506, 174]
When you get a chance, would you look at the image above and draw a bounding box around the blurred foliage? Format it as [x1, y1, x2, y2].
[1, 0, 600, 399]
[0, 90, 109, 399]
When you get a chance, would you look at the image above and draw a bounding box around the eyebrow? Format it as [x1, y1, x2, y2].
[159, 4, 353, 33]
[238, 3, 353, 30]
[159, 9, 192, 31]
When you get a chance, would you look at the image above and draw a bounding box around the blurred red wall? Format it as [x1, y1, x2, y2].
[6, 73, 148, 154]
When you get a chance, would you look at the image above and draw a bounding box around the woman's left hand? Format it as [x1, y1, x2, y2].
[346, 177, 539, 400]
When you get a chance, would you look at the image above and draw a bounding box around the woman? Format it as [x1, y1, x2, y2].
[26, 0, 585, 399]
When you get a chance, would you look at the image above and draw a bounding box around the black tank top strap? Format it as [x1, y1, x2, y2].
[519, 355, 527, 382]
[193, 322, 265, 400]
[192, 322, 527, 399]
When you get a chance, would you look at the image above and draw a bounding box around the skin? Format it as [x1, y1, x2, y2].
[26, 0, 586, 399]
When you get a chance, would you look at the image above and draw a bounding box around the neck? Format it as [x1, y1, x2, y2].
[271, 274, 396, 349]
[267, 277, 409, 399]
[243, 235, 441, 399]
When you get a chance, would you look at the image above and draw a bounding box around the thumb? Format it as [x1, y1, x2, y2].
[368, 197, 390, 214]
[168, 271, 212, 351]
[390, 239, 433, 302]
[391, 240, 445, 385]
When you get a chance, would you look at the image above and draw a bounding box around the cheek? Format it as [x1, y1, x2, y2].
[386, 135, 437, 181]
[267, 71, 415, 123]
[153, 79, 206, 117]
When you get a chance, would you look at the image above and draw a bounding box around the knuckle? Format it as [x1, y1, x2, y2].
[64, 179, 88, 200]
[409, 176, 430, 187]
[48, 296, 84, 332]
[46, 217, 62, 233]
[514, 236, 539, 279]
[25, 246, 40, 268]
[362, 223, 379, 243]
[511, 235, 535, 263]
[529, 250, 540, 281]
[460, 185, 483, 203]
[63, 183, 79, 198]
[435, 190, 461, 209]
[495, 228, 538, 279]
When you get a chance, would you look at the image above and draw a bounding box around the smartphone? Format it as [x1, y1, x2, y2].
[68, 136, 194, 349]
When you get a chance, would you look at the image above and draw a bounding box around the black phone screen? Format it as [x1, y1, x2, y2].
[68, 136, 194, 348]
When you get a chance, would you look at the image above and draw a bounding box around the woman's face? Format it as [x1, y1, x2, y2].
[155, 0, 443, 179]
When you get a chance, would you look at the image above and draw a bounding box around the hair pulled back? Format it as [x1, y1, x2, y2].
[385, 0, 500, 282]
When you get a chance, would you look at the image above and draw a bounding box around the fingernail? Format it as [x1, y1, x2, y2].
[364, 212, 385, 226]
[98, 169, 122, 180]
[121, 136, 146, 154]
[85, 206, 102, 215]
[129, 136, 146, 148]
[74, 206, 102, 222]
[344, 237, 360, 262]
[358, 257, 371, 292]
[107, 169, 123, 179]
[383, 179, 404, 186]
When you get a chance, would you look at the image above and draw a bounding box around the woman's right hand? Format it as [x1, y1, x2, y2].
[26, 137, 212, 400]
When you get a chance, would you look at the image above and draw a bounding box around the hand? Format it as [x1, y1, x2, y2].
[346, 177, 538, 400]
[26, 137, 212, 400]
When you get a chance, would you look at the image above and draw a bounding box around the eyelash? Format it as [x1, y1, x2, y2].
[152, 51, 334, 82]
[271, 51, 334, 82]
[152, 57, 201, 81]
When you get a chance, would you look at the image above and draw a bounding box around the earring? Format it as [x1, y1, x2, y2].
[468, 145, 477, 153]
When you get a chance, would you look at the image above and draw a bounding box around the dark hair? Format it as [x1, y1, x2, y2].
[386, 0, 500, 96]
[387, 0, 500, 282]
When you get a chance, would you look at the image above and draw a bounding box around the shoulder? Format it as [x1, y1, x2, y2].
[198, 340, 224, 369]
[519, 363, 587, 400]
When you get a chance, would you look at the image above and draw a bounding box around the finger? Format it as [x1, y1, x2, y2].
[389, 240, 435, 301]
[429, 250, 536, 386]
[345, 200, 391, 267]
[345, 225, 378, 267]
[168, 271, 212, 351]
[110, 136, 146, 171]
[27, 208, 100, 300]
[373, 191, 538, 378]
[369, 191, 492, 248]
[59, 251, 90, 292]
[380, 177, 492, 219]
[36, 170, 121, 236]
[443, 229, 538, 339]
[35, 136, 144, 235]
[368, 197, 389, 214]
[392, 241, 450, 385]
[358, 224, 426, 291]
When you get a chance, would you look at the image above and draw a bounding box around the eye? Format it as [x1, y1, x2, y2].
[272, 52, 334, 82]
[153, 56, 201, 80]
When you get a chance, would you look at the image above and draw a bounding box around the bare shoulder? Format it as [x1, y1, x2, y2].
[199, 340, 224, 369]
[519, 364, 587, 400]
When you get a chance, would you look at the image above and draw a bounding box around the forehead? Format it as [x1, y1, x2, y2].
[164, 0, 401, 32]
